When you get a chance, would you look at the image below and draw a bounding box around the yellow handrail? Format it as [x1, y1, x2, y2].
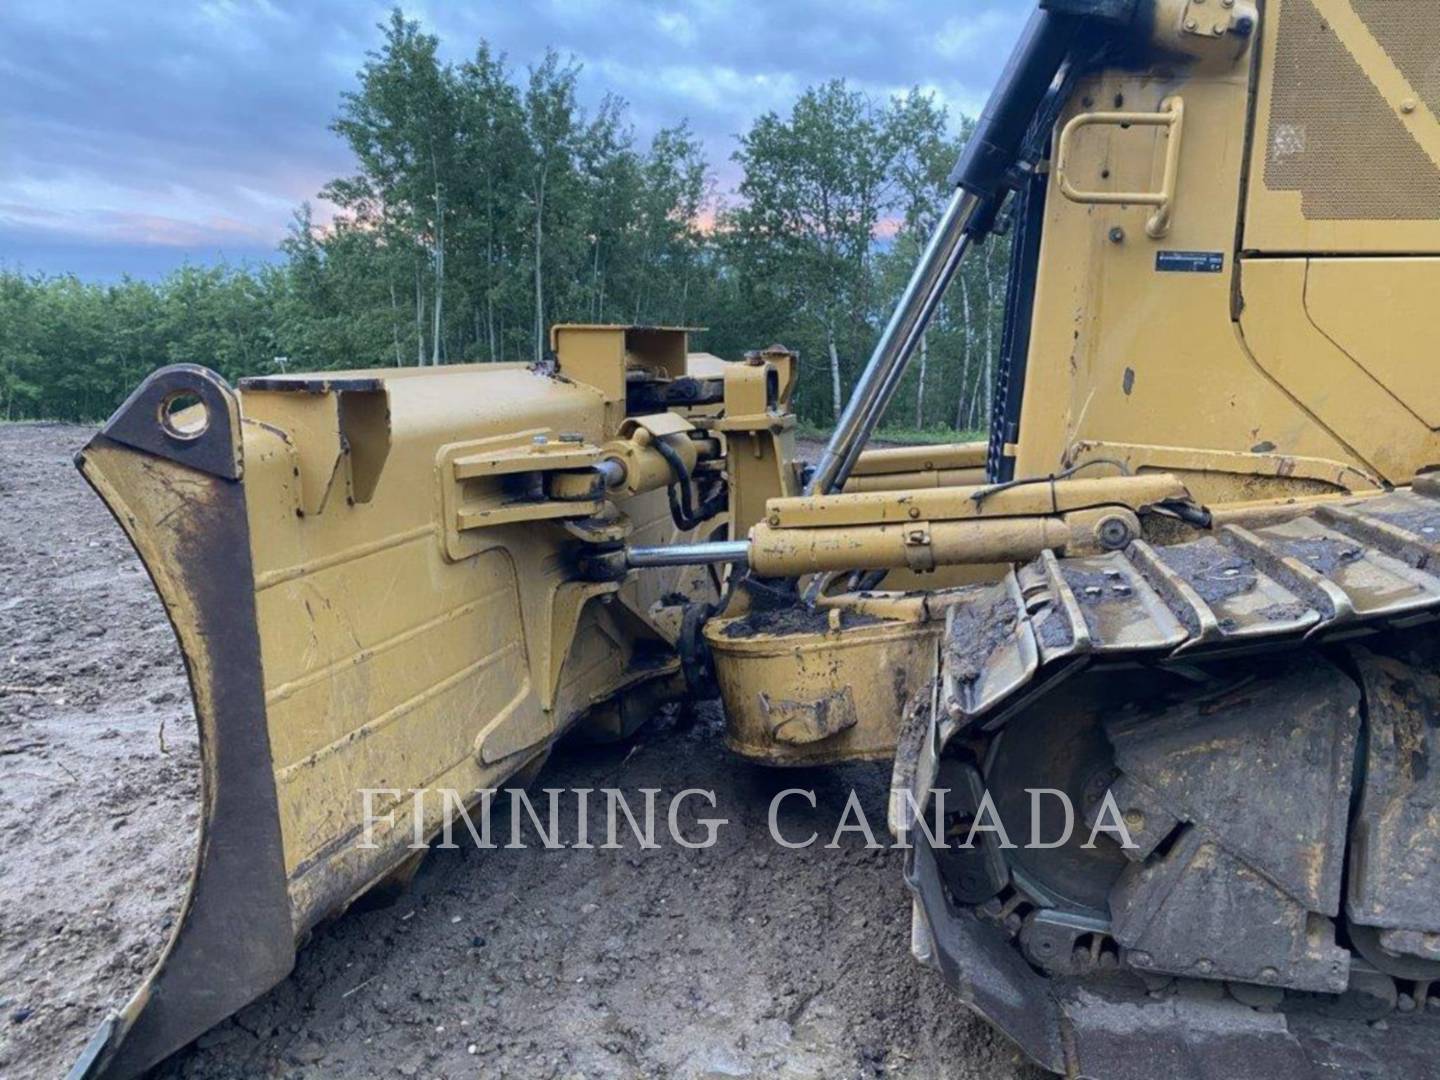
[1055, 96, 1185, 239]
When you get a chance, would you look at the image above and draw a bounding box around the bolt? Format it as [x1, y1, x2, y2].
[1260, 966, 1279, 982]
[1131, 951, 1152, 967]
[768, 514, 780, 527]
[558, 432, 584, 443]
[1109, 226, 1126, 244]
[1196, 959, 1214, 975]
[1124, 809, 1145, 830]
[1402, 99, 1418, 115]
[1185, 17, 1198, 30]
[1097, 517, 1132, 550]
[908, 506, 921, 519]
[1212, 23, 1225, 35]
[1222, 0, 1235, 6]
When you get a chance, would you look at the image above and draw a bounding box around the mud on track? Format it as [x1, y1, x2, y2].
[0, 423, 1042, 1080]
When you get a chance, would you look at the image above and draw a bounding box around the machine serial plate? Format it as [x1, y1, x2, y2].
[1156, 250, 1224, 273]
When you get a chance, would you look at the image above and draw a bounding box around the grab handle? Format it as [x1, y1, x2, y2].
[1055, 96, 1185, 239]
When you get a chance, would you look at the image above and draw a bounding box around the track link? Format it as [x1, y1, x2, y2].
[896, 485, 1440, 1079]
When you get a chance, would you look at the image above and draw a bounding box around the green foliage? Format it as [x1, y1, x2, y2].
[717, 81, 897, 421]
[3, 6, 1011, 430]
[794, 420, 988, 447]
[0, 266, 285, 421]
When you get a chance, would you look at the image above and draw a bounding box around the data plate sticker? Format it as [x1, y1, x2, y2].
[1156, 250, 1224, 273]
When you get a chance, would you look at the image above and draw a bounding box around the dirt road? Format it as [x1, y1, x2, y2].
[0, 423, 1041, 1080]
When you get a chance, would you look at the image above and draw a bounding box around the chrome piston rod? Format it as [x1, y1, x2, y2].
[806, 188, 982, 496]
[625, 540, 750, 569]
[622, 191, 979, 574]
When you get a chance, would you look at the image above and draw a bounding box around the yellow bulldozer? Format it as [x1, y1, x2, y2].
[69, 0, 1440, 1076]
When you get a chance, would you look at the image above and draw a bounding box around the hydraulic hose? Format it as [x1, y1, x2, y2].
[652, 435, 726, 532]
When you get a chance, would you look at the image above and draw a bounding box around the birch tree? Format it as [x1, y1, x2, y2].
[726, 81, 898, 419]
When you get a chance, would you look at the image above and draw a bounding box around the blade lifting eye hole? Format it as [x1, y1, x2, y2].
[159, 390, 210, 441]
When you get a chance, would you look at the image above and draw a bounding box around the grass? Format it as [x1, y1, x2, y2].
[793, 420, 987, 446]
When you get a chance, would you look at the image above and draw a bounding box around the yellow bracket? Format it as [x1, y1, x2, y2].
[1055, 96, 1185, 239]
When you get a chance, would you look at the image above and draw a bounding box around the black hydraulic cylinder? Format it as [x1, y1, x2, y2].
[948, 8, 1079, 205]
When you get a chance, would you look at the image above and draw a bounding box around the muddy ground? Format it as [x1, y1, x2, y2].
[0, 423, 1041, 1080]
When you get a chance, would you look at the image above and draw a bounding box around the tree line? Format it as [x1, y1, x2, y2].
[0, 9, 1011, 432]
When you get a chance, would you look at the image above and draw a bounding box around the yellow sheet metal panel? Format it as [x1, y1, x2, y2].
[1013, 58, 1370, 502]
[231, 362, 687, 913]
[241, 390, 348, 514]
[1243, 0, 1440, 253]
[1304, 259, 1440, 430]
[724, 425, 797, 538]
[258, 540, 530, 767]
[244, 366, 605, 575]
[550, 325, 693, 419]
[1238, 258, 1440, 484]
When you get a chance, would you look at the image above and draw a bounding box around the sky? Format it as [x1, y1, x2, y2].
[0, 1, 1028, 281]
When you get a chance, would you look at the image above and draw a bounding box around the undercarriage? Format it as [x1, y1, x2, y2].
[891, 492, 1440, 1076]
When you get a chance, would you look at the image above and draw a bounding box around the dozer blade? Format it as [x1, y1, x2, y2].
[70, 361, 703, 1078]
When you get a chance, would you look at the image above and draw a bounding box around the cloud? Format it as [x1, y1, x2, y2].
[0, 0, 1027, 280]
[654, 11, 698, 47]
[934, 9, 1019, 61]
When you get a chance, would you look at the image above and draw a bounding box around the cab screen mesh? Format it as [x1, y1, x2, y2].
[1265, 0, 1440, 221]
